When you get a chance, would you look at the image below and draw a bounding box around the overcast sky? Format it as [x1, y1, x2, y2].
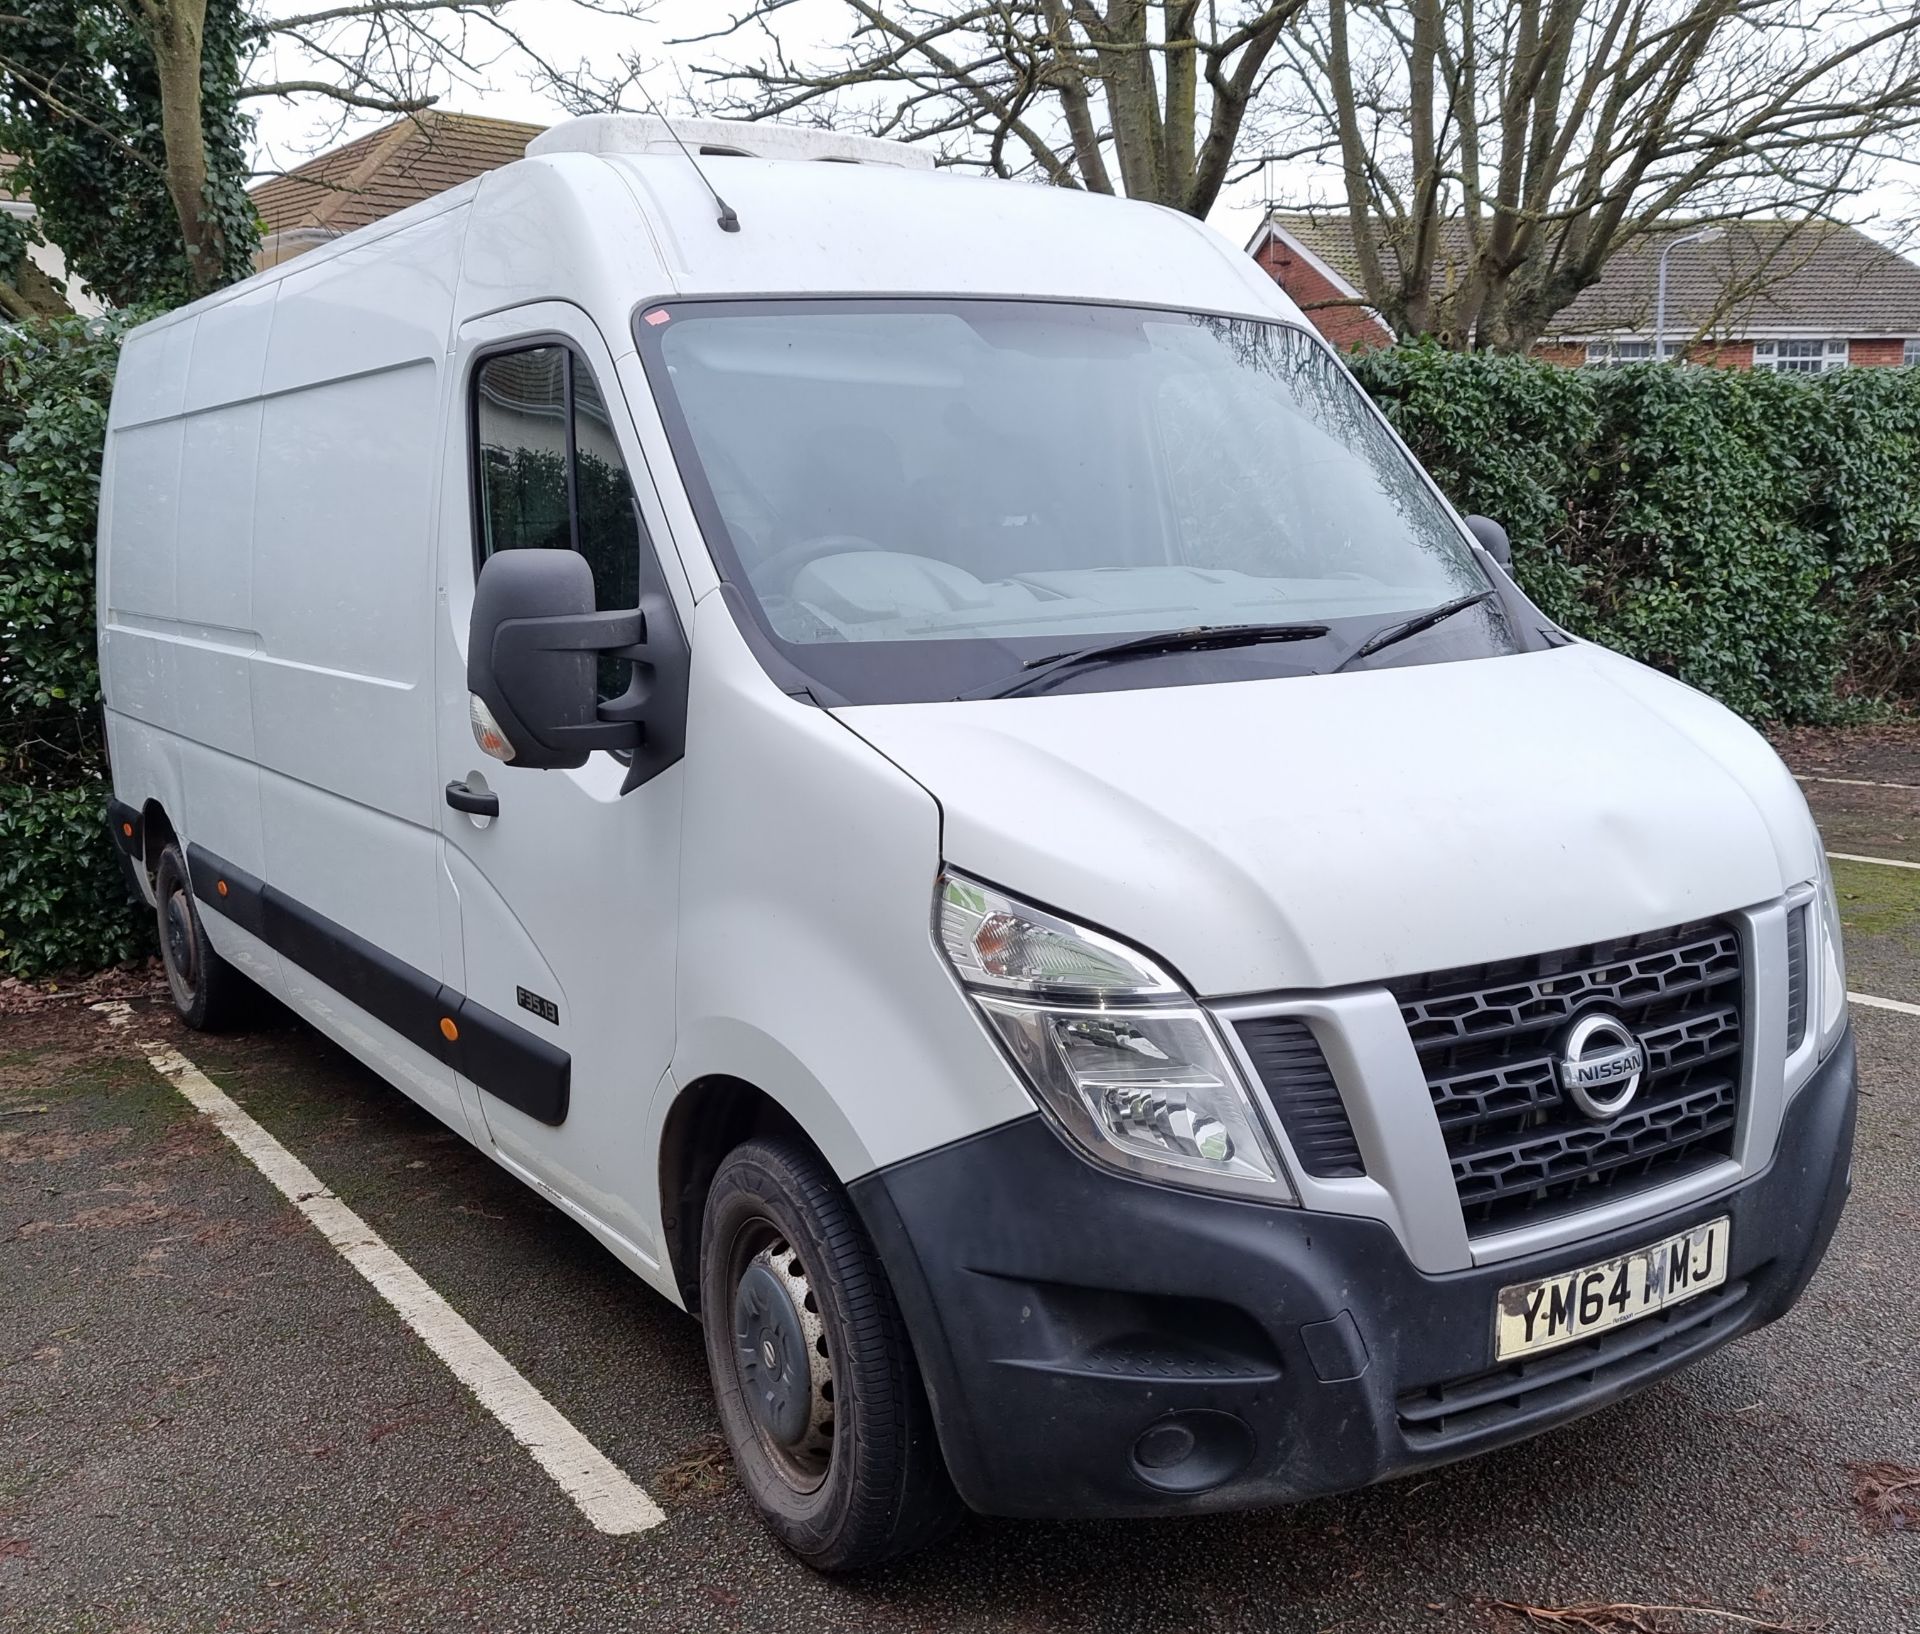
[244, 0, 1348, 253]
[247, 0, 1917, 258]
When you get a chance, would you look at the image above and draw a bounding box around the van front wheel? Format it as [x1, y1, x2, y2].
[700, 1136, 960, 1570]
[153, 843, 253, 1031]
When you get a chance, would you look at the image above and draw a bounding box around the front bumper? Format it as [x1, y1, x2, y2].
[850, 1026, 1856, 1520]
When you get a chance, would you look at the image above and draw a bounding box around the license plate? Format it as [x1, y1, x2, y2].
[1494, 1217, 1731, 1361]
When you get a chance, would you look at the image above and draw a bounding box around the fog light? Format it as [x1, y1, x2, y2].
[1128, 1410, 1256, 1494]
[1132, 1421, 1197, 1471]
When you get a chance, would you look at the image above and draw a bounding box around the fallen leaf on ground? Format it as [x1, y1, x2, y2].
[1488, 1601, 1816, 1632]
[657, 1435, 733, 1502]
[1846, 1460, 1920, 1531]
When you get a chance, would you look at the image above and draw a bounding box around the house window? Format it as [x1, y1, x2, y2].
[1905, 338, 1920, 366]
[474, 344, 644, 700]
[1584, 338, 1680, 366]
[1753, 338, 1848, 373]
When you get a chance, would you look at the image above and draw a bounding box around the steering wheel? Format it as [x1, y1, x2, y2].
[750, 533, 888, 596]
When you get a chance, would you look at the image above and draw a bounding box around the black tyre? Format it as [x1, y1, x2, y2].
[700, 1136, 961, 1571]
[154, 842, 254, 1031]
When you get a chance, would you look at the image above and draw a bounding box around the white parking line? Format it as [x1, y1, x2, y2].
[1828, 851, 1920, 872]
[92, 1005, 664, 1536]
[1850, 991, 1920, 1018]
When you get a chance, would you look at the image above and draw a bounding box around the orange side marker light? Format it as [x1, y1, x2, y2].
[439, 1017, 460, 1043]
[216, 880, 229, 897]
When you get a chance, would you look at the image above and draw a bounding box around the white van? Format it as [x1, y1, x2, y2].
[98, 115, 1856, 1569]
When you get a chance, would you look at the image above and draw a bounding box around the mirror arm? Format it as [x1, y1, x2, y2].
[494, 608, 644, 661]
[1463, 514, 1512, 570]
[492, 609, 649, 754]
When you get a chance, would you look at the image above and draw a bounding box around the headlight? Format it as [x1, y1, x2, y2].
[1814, 852, 1848, 1057]
[938, 872, 1180, 999]
[938, 872, 1290, 1198]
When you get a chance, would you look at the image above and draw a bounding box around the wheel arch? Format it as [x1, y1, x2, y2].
[657, 1074, 827, 1312]
[654, 1013, 885, 1311]
[140, 799, 178, 890]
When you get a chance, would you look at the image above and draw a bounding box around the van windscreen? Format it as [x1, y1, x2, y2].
[637, 299, 1517, 704]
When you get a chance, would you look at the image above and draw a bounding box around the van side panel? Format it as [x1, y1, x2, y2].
[182, 284, 273, 411]
[250, 215, 461, 994]
[110, 320, 192, 425]
[100, 318, 268, 910]
[102, 206, 468, 1125]
[251, 365, 440, 826]
[260, 223, 461, 396]
[100, 419, 180, 624]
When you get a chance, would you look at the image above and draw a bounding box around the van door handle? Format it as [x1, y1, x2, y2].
[445, 780, 500, 818]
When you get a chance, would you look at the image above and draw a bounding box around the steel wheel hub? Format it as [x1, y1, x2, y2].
[731, 1235, 834, 1488]
[163, 888, 198, 1002]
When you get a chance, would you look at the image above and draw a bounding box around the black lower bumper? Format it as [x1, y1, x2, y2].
[851, 1028, 1857, 1520]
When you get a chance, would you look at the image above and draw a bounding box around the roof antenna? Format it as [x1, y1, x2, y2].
[637, 89, 740, 233]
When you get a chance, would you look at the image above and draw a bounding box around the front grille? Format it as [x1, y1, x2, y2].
[1396, 1278, 1754, 1448]
[1785, 903, 1809, 1052]
[1393, 921, 1745, 1232]
[1235, 1016, 1365, 1178]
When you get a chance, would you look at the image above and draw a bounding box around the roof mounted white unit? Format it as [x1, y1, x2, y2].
[528, 114, 937, 172]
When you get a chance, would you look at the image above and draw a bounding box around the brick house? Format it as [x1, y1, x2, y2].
[251, 111, 545, 268]
[1250, 214, 1920, 369]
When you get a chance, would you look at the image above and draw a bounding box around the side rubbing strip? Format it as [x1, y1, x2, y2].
[267, 889, 450, 1046]
[186, 843, 570, 1125]
[451, 997, 570, 1125]
[186, 848, 268, 939]
[106, 798, 145, 861]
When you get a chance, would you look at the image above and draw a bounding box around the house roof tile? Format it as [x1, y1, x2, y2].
[251, 111, 545, 237]
[1256, 213, 1920, 338]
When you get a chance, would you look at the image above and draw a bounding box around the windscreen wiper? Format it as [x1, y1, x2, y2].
[961, 621, 1331, 701]
[1332, 588, 1499, 674]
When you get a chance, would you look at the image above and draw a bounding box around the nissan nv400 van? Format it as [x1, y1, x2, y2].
[98, 115, 1856, 1570]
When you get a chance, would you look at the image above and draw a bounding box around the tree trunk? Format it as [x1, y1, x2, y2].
[1162, 3, 1199, 197]
[147, 0, 225, 299]
[1042, 0, 1114, 192]
[1098, 3, 1167, 202]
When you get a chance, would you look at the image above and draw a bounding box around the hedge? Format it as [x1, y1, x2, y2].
[1350, 343, 1920, 723]
[0, 781, 147, 973]
[0, 313, 149, 978]
[2, 323, 1917, 978]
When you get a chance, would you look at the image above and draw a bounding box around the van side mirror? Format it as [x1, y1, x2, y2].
[467, 549, 642, 770]
[1464, 514, 1512, 569]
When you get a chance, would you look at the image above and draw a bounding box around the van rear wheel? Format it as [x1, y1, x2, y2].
[700, 1136, 960, 1571]
[154, 843, 254, 1031]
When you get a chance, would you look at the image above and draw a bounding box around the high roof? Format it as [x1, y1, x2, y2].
[250, 111, 544, 238]
[529, 113, 936, 170]
[1253, 214, 1920, 339]
[150, 125, 1295, 350]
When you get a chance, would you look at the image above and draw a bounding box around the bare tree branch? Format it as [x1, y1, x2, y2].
[240, 77, 433, 109]
[671, 1, 1306, 216]
[1273, 0, 1920, 349]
